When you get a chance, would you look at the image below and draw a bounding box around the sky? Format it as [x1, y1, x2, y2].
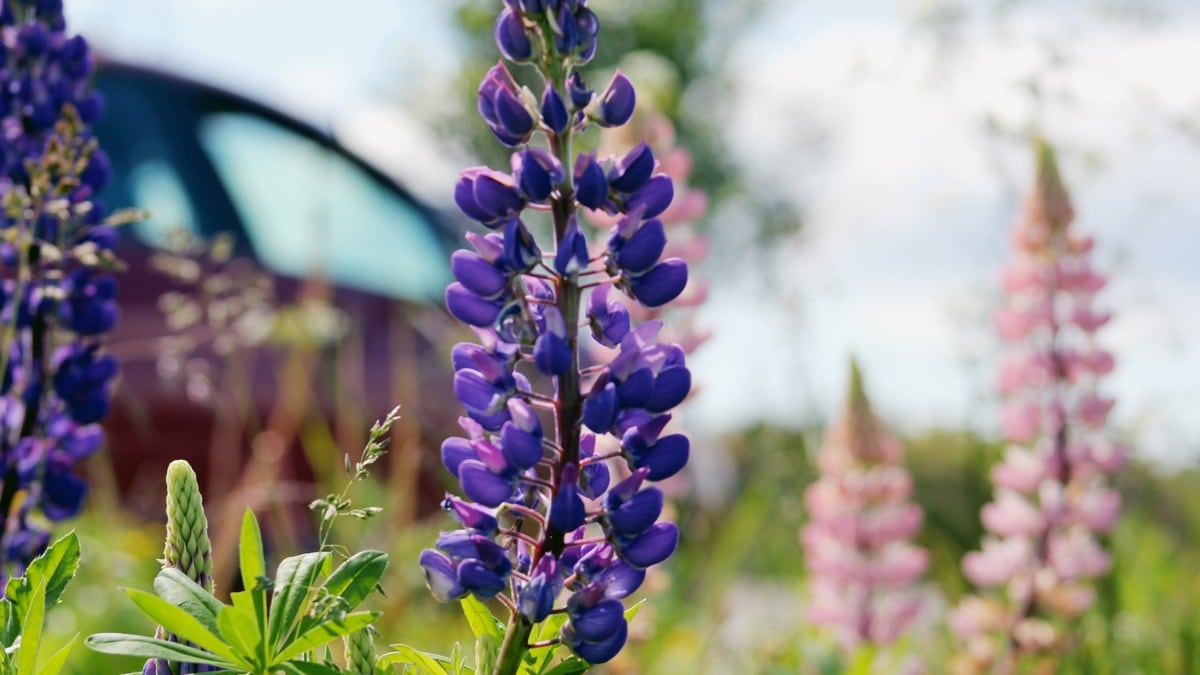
[66, 0, 1200, 464]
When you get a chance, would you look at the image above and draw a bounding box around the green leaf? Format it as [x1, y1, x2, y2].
[273, 611, 378, 664]
[267, 552, 328, 655]
[459, 596, 503, 641]
[17, 578, 45, 675]
[153, 569, 225, 636]
[474, 634, 498, 675]
[322, 550, 387, 612]
[541, 658, 589, 675]
[216, 605, 260, 667]
[33, 634, 76, 675]
[4, 532, 80, 645]
[239, 509, 266, 594]
[277, 661, 343, 675]
[377, 645, 452, 674]
[84, 634, 234, 668]
[123, 589, 235, 661]
[623, 599, 645, 624]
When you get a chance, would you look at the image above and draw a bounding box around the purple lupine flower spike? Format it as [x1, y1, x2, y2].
[421, 0, 694, 670]
[951, 141, 1124, 674]
[0, 0, 124, 574]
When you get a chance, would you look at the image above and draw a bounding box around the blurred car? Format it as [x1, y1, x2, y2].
[91, 61, 464, 516]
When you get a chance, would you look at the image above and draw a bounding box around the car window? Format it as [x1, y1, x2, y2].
[197, 112, 449, 302]
[128, 159, 201, 247]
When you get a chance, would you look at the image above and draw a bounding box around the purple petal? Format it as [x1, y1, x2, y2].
[458, 559, 508, 598]
[569, 598, 626, 641]
[615, 219, 665, 274]
[645, 366, 691, 413]
[420, 549, 467, 602]
[574, 153, 608, 210]
[441, 437, 476, 476]
[635, 433, 690, 481]
[596, 70, 636, 128]
[494, 8, 533, 61]
[606, 487, 663, 537]
[541, 86, 570, 134]
[446, 283, 503, 327]
[452, 250, 509, 299]
[582, 381, 618, 433]
[500, 421, 543, 470]
[618, 522, 679, 568]
[458, 460, 515, 507]
[629, 259, 687, 308]
[608, 142, 654, 194]
[563, 618, 628, 664]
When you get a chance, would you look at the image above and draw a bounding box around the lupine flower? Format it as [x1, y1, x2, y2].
[951, 141, 1124, 674]
[419, 2, 693, 671]
[143, 460, 218, 675]
[801, 360, 927, 654]
[0, 0, 124, 575]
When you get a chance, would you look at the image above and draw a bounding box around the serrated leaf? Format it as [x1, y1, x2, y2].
[239, 510, 266, 593]
[123, 589, 236, 661]
[274, 611, 378, 663]
[84, 634, 233, 668]
[377, 645, 452, 674]
[17, 579, 45, 675]
[5, 532, 80, 639]
[153, 569, 225, 637]
[459, 596, 503, 641]
[267, 552, 327, 655]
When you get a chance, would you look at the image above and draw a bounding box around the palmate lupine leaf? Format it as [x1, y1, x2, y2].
[89, 509, 388, 674]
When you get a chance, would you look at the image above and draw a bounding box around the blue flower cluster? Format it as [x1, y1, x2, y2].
[420, 0, 692, 668]
[0, 0, 120, 574]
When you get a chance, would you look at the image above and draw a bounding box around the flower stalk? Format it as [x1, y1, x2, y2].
[420, 1, 692, 671]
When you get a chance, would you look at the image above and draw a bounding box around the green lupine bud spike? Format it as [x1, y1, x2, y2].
[163, 459, 214, 592]
[344, 628, 376, 675]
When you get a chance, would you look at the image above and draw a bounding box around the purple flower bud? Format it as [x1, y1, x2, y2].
[624, 432, 689, 481]
[606, 486, 663, 537]
[443, 495, 499, 536]
[574, 152, 608, 210]
[451, 250, 509, 299]
[458, 559, 509, 598]
[494, 8, 533, 61]
[616, 522, 679, 568]
[562, 617, 627, 664]
[478, 62, 536, 146]
[629, 258, 688, 308]
[553, 3, 579, 54]
[625, 175, 674, 219]
[550, 464, 586, 532]
[459, 460, 516, 507]
[614, 219, 666, 274]
[575, 8, 599, 63]
[453, 369, 507, 417]
[568, 71, 593, 109]
[608, 143, 655, 194]
[568, 597, 625, 641]
[502, 218, 541, 272]
[587, 285, 631, 348]
[419, 549, 467, 602]
[593, 71, 636, 127]
[467, 231, 506, 264]
[595, 560, 645, 599]
[534, 307, 572, 376]
[512, 148, 564, 202]
[42, 471, 87, 521]
[500, 419, 543, 470]
[442, 437, 475, 476]
[646, 362, 691, 413]
[455, 167, 527, 226]
[445, 282, 503, 327]
[554, 219, 590, 277]
[518, 554, 561, 623]
[541, 86, 570, 134]
[582, 380, 618, 433]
